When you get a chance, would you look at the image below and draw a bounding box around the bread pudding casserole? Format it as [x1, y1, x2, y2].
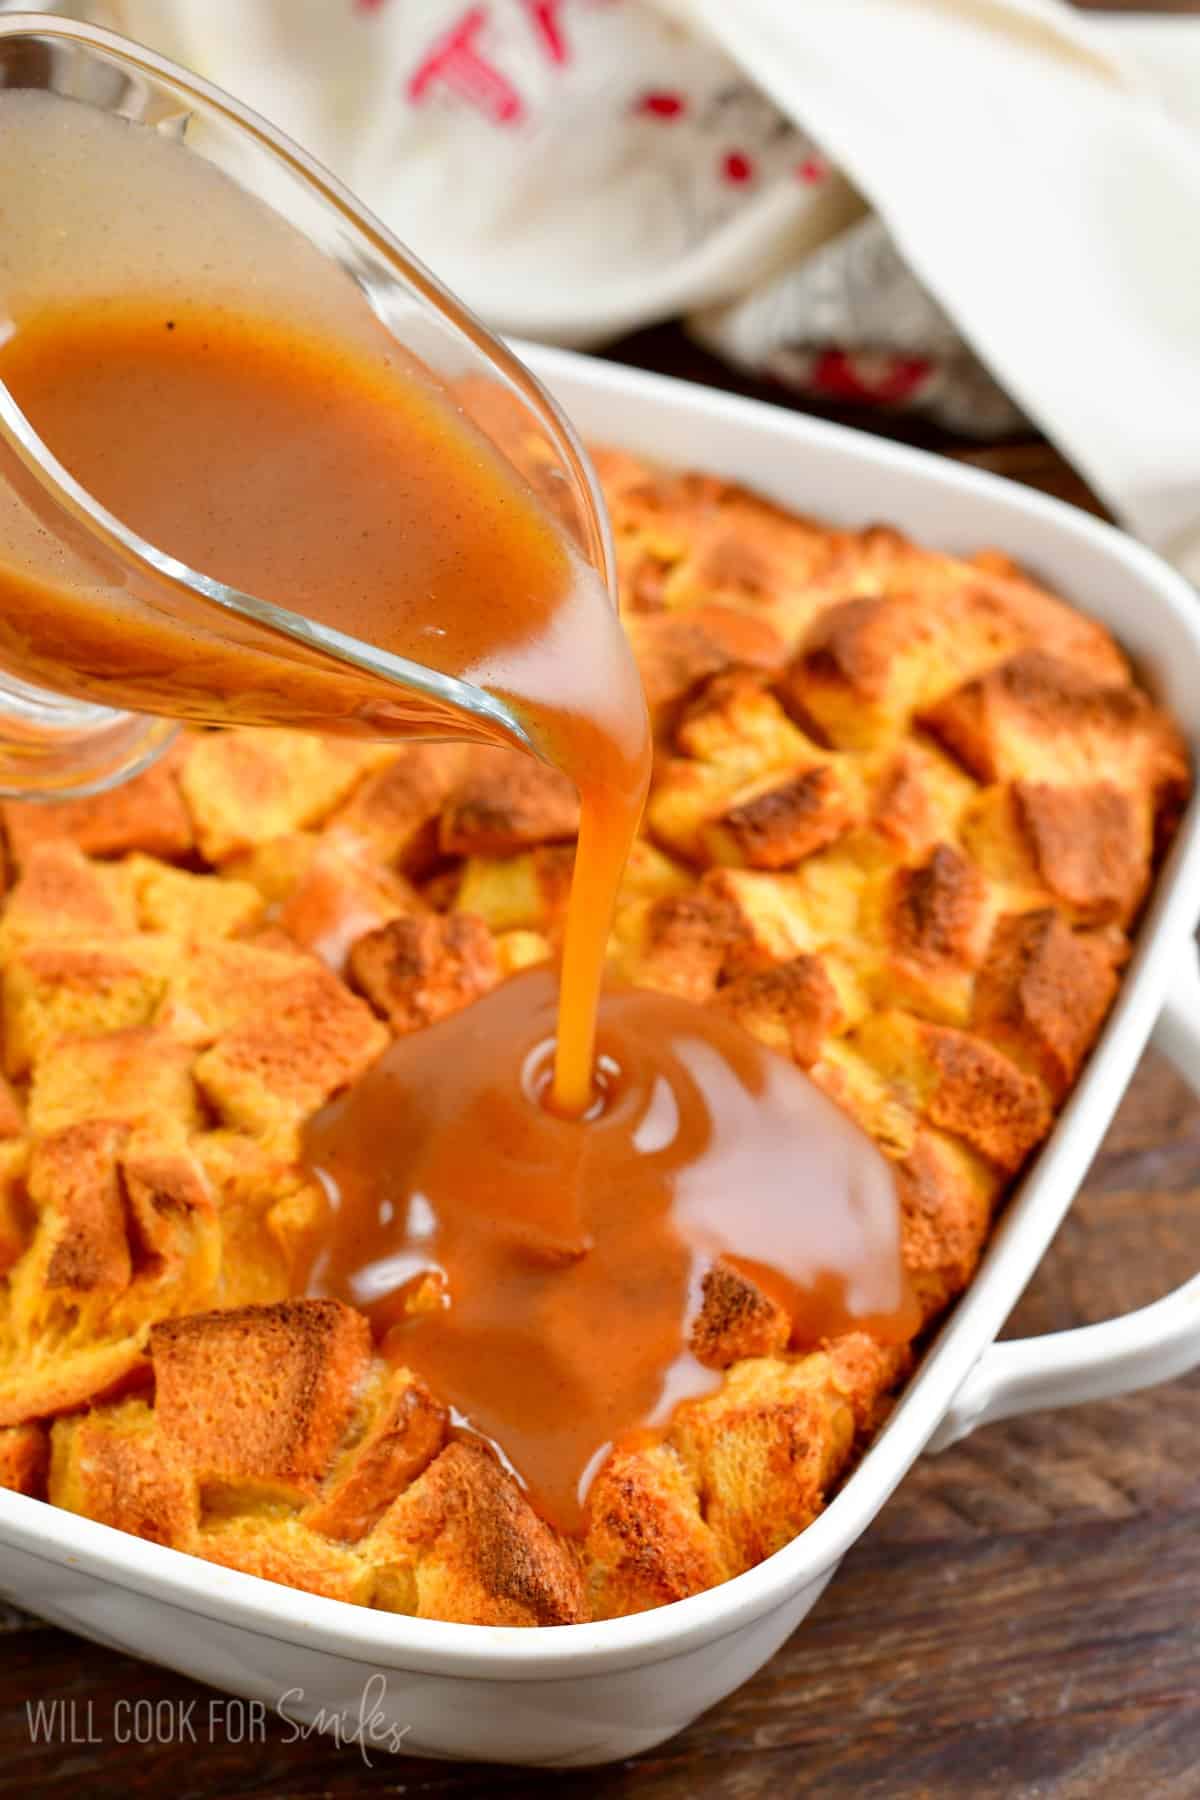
[0, 449, 1186, 1627]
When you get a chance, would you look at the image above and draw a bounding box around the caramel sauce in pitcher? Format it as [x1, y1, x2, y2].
[0, 91, 918, 1534]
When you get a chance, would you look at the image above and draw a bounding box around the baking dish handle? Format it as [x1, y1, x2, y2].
[928, 944, 1200, 1453]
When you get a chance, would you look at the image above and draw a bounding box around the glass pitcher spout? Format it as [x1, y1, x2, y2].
[0, 12, 616, 798]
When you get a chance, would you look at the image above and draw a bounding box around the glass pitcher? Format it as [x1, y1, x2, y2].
[0, 10, 616, 797]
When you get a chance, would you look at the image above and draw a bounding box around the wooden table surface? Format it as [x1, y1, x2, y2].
[5, 5, 1200, 1796]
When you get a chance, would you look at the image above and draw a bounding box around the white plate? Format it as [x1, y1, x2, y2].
[3, 346, 1199, 1768]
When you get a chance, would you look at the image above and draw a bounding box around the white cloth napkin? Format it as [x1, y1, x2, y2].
[26, 0, 1200, 573]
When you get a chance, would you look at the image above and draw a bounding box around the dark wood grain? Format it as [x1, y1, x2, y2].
[3, 2, 1198, 1794]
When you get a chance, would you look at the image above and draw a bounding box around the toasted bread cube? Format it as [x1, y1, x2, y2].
[703, 867, 824, 973]
[670, 1353, 856, 1574]
[193, 965, 386, 1137]
[921, 650, 1190, 817]
[0, 1422, 47, 1496]
[869, 741, 979, 857]
[1012, 781, 1151, 927]
[868, 843, 994, 1023]
[691, 1258, 791, 1369]
[4, 940, 171, 1077]
[0, 1333, 149, 1430]
[349, 913, 499, 1036]
[50, 1398, 196, 1547]
[160, 937, 318, 1044]
[810, 1039, 920, 1161]
[323, 744, 470, 873]
[619, 887, 741, 1004]
[849, 1010, 1051, 1174]
[365, 1439, 587, 1626]
[779, 595, 944, 750]
[439, 751, 579, 857]
[649, 752, 854, 872]
[179, 730, 380, 863]
[972, 909, 1122, 1099]
[716, 954, 845, 1067]
[893, 1130, 999, 1322]
[674, 672, 814, 775]
[624, 605, 783, 736]
[193, 1132, 323, 1307]
[120, 1136, 218, 1290]
[28, 1030, 200, 1139]
[454, 846, 574, 938]
[824, 1333, 912, 1439]
[25, 1120, 131, 1299]
[152, 1299, 371, 1503]
[2, 744, 194, 867]
[610, 464, 833, 627]
[584, 1438, 727, 1620]
[196, 1516, 373, 1603]
[304, 1365, 447, 1543]
[274, 842, 421, 972]
[706, 765, 854, 870]
[127, 855, 264, 940]
[0, 843, 137, 960]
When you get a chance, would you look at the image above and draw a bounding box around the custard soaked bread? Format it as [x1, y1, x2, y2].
[0, 453, 1187, 1623]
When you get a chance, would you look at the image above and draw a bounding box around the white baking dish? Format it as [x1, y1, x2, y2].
[3, 347, 1200, 1769]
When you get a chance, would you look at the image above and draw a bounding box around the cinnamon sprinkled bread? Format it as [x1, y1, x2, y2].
[0, 452, 1186, 1623]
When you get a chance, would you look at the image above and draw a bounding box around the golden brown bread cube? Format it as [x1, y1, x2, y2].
[365, 1438, 587, 1626]
[2, 743, 194, 867]
[195, 1515, 374, 1604]
[922, 649, 1188, 815]
[624, 606, 784, 737]
[690, 1258, 791, 1369]
[668, 1352, 858, 1575]
[584, 1437, 728, 1619]
[192, 964, 387, 1137]
[893, 1131, 999, 1322]
[178, 730, 382, 863]
[349, 913, 499, 1036]
[322, 744, 470, 873]
[272, 840, 422, 970]
[0, 843, 137, 960]
[28, 1030, 201, 1139]
[0, 1421, 48, 1496]
[303, 1364, 447, 1543]
[439, 750, 580, 857]
[715, 954, 845, 1067]
[50, 1398, 196, 1547]
[972, 909, 1123, 1100]
[3, 939, 171, 1078]
[848, 1009, 1051, 1175]
[127, 855, 264, 940]
[151, 1299, 371, 1505]
[453, 844, 575, 939]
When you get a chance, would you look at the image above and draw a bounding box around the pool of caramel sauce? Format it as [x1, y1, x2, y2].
[303, 967, 918, 1533]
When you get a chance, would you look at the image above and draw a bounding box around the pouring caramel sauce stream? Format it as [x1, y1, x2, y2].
[0, 94, 918, 1535]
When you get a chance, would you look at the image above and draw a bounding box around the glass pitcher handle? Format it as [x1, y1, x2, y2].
[0, 671, 175, 800]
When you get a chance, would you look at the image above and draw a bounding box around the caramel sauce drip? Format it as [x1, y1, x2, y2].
[302, 966, 919, 1535]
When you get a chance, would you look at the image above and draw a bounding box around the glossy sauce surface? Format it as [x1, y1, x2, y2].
[303, 966, 919, 1534]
